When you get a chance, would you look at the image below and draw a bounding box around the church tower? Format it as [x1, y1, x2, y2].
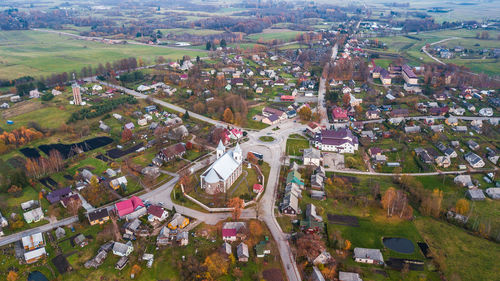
[233, 142, 242, 163]
[216, 140, 225, 159]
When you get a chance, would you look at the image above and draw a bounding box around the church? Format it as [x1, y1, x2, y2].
[200, 140, 243, 195]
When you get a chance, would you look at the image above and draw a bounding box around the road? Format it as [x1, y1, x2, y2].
[32, 28, 207, 52]
[421, 37, 461, 65]
[318, 43, 339, 127]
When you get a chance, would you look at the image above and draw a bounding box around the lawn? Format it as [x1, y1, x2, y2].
[0, 102, 76, 131]
[285, 134, 309, 156]
[246, 106, 269, 130]
[247, 29, 303, 42]
[0, 30, 206, 80]
[259, 136, 275, 142]
[415, 217, 500, 281]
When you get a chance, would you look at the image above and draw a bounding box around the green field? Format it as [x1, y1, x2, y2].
[158, 28, 225, 36]
[247, 29, 303, 42]
[285, 134, 310, 156]
[0, 30, 206, 80]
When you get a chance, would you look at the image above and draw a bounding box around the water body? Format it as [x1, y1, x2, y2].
[383, 237, 415, 254]
[28, 271, 49, 281]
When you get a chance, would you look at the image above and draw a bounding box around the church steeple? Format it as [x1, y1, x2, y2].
[216, 140, 225, 159]
[233, 142, 242, 163]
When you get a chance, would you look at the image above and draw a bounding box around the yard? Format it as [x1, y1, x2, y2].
[285, 134, 310, 156]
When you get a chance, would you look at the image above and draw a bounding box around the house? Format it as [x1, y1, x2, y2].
[430, 124, 444, 133]
[109, 176, 127, 190]
[310, 174, 324, 190]
[253, 184, 264, 193]
[55, 227, 65, 239]
[124, 122, 135, 130]
[262, 107, 286, 120]
[115, 256, 129, 270]
[353, 248, 384, 264]
[23, 207, 44, 223]
[113, 241, 134, 257]
[339, 271, 363, 281]
[287, 170, 304, 187]
[454, 175, 474, 188]
[262, 114, 280, 125]
[255, 241, 271, 258]
[147, 205, 168, 222]
[466, 140, 479, 151]
[435, 156, 451, 168]
[221, 242, 232, 256]
[24, 247, 47, 264]
[29, 89, 41, 99]
[369, 147, 382, 157]
[466, 189, 486, 201]
[0, 212, 8, 229]
[168, 213, 189, 229]
[222, 222, 246, 242]
[158, 143, 186, 162]
[22, 233, 45, 251]
[157, 226, 171, 246]
[380, 69, 391, 85]
[169, 125, 189, 140]
[115, 196, 146, 220]
[310, 190, 326, 200]
[74, 234, 88, 247]
[404, 125, 421, 134]
[280, 193, 299, 215]
[365, 110, 380, 120]
[453, 126, 468, 133]
[306, 203, 323, 222]
[331, 107, 348, 122]
[237, 242, 249, 262]
[176, 231, 189, 246]
[0, 102, 10, 109]
[200, 142, 242, 195]
[47, 187, 72, 204]
[303, 148, 321, 166]
[81, 169, 94, 182]
[306, 123, 321, 137]
[464, 152, 485, 168]
[389, 109, 409, 118]
[141, 166, 160, 179]
[314, 128, 359, 153]
[88, 208, 110, 225]
[311, 266, 326, 281]
[313, 250, 332, 265]
[485, 188, 500, 200]
[444, 148, 457, 158]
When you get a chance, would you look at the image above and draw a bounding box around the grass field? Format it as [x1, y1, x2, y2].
[415, 217, 500, 281]
[158, 28, 225, 36]
[285, 134, 309, 156]
[247, 29, 303, 42]
[0, 30, 205, 80]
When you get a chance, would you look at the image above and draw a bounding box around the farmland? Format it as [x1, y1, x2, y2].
[0, 30, 205, 80]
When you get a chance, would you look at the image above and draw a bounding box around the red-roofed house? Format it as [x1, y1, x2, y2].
[253, 184, 264, 193]
[147, 205, 168, 222]
[115, 196, 145, 219]
[331, 107, 348, 122]
[229, 128, 243, 140]
[222, 228, 238, 242]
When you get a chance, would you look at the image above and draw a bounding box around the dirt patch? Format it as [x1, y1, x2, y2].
[52, 254, 71, 274]
[327, 214, 359, 227]
[2, 101, 44, 119]
[263, 268, 284, 281]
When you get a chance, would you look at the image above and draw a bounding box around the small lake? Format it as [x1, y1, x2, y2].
[383, 237, 415, 254]
[28, 271, 49, 281]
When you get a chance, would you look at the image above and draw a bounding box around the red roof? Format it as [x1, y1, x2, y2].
[253, 184, 263, 192]
[116, 196, 144, 217]
[281, 95, 295, 101]
[148, 205, 165, 218]
[222, 228, 237, 237]
[332, 107, 348, 119]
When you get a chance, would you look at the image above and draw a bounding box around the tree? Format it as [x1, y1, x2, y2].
[228, 197, 244, 220]
[203, 252, 229, 278]
[298, 106, 312, 121]
[220, 39, 227, 48]
[7, 185, 22, 197]
[223, 108, 234, 123]
[342, 93, 351, 106]
[130, 264, 142, 278]
[67, 197, 82, 216]
[183, 110, 190, 120]
[7, 271, 18, 281]
[455, 199, 470, 215]
[296, 233, 326, 261]
[247, 152, 258, 165]
[205, 41, 212, 51]
[121, 128, 133, 142]
[78, 207, 86, 223]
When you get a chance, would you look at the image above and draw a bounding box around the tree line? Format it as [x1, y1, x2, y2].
[68, 95, 137, 123]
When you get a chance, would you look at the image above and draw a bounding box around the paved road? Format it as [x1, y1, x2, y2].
[318, 43, 338, 127]
[421, 37, 461, 65]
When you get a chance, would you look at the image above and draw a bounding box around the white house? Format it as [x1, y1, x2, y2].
[303, 148, 321, 166]
[353, 248, 384, 265]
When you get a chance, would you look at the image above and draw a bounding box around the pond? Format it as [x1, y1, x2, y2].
[28, 271, 49, 281]
[383, 237, 415, 254]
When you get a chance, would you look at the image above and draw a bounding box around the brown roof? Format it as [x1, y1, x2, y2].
[148, 205, 165, 218]
[161, 143, 186, 159]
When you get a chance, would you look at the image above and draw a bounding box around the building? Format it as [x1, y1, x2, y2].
[353, 248, 384, 264]
[222, 222, 246, 242]
[168, 213, 189, 230]
[380, 69, 391, 85]
[22, 233, 46, 264]
[331, 107, 348, 122]
[23, 207, 44, 223]
[72, 83, 82, 105]
[262, 107, 286, 120]
[115, 196, 146, 220]
[109, 176, 127, 190]
[466, 189, 486, 201]
[464, 152, 485, 168]
[88, 208, 110, 225]
[485, 188, 500, 200]
[113, 241, 134, 257]
[176, 231, 189, 246]
[402, 65, 418, 85]
[311, 266, 326, 281]
[454, 175, 474, 188]
[262, 114, 280, 125]
[255, 241, 271, 258]
[24, 247, 47, 264]
[314, 128, 359, 153]
[313, 250, 332, 265]
[200, 141, 243, 194]
[47, 188, 72, 204]
[303, 148, 321, 166]
[237, 242, 249, 262]
[157, 226, 171, 246]
[158, 143, 186, 162]
[339, 271, 363, 281]
[147, 205, 168, 223]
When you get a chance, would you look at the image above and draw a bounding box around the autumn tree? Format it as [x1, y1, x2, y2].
[121, 128, 133, 142]
[381, 187, 413, 219]
[247, 152, 258, 165]
[223, 108, 234, 123]
[203, 252, 229, 278]
[228, 197, 244, 220]
[420, 189, 443, 218]
[455, 199, 470, 215]
[66, 196, 82, 216]
[296, 233, 326, 261]
[8, 185, 22, 197]
[130, 264, 142, 278]
[7, 271, 18, 281]
[342, 93, 351, 107]
[298, 106, 312, 121]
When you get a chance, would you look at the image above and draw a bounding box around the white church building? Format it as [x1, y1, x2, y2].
[200, 140, 243, 195]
